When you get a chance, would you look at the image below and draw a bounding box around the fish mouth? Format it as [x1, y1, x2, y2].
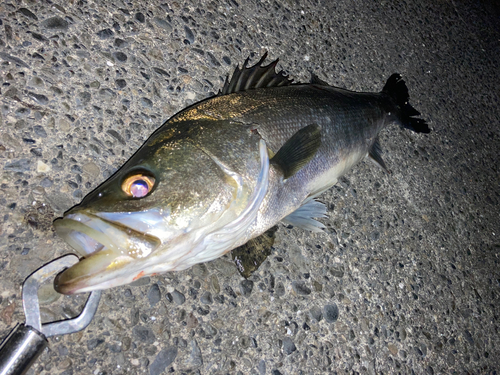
[53, 212, 161, 294]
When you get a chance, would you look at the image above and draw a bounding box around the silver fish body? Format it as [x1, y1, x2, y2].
[54, 55, 428, 294]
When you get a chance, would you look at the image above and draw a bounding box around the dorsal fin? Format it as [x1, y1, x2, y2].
[219, 52, 293, 95]
[310, 72, 330, 86]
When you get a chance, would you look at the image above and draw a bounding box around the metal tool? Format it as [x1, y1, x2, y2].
[0, 254, 101, 375]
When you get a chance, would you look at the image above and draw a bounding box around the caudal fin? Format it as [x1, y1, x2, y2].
[382, 74, 430, 134]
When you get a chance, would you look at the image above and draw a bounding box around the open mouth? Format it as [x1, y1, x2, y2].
[53, 212, 161, 294]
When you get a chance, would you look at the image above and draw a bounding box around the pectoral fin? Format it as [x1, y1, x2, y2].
[282, 199, 327, 232]
[232, 226, 278, 278]
[270, 123, 322, 179]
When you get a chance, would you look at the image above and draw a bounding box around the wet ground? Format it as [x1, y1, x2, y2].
[1, 0, 499, 374]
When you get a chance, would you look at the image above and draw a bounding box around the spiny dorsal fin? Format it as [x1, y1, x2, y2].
[310, 72, 330, 86]
[368, 138, 391, 174]
[219, 52, 293, 95]
[270, 123, 322, 179]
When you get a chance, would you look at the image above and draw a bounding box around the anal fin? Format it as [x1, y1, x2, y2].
[368, 138, 390, 174]
[270, 123, 322, 179]
[282, 199, 327, 232]
[232, 226, 278, 278]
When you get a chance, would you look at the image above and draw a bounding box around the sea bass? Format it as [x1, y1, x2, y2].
[54, 54, 429, 294]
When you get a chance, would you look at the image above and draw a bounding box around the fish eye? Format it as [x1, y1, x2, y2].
[121, 174, 155, 198]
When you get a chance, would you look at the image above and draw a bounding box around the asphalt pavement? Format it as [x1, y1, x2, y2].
[0, 0, 499, 373]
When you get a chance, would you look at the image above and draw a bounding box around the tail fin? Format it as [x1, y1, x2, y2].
[382, 74, 430, 133]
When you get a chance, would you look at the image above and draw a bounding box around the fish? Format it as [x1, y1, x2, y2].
[53, 53, 429, 294]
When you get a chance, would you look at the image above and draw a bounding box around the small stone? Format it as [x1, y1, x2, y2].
[149, 347, 177, 375]
[4, 87, 18, 98]
[114, 52, 127, 62]
[197, 306, 209, 315]
[37, 160, 51, 173]
[0, 52, 29, 68]
[324, 304, 339, 323]
[282, 337, 296, 355]
[96, 28, 114, 39]
[184, 339, 202, 369]
[388, 343, 398, 356]
[27, 92, 49, 105]
[82, 162, 100, 177]
[99, 88, 116, 101]
[132, 325, 156, 344]
[186, 312, 198, 329]
[309, 306, 323, 322]
[207, 52, 221, 67]
[171, 289, 185, 305]
[153, 18, 172, 32]
[184, 26, 195, 44]
[153, 67, 170, 77]
[312, 280, 322, 292]
[240, 280, 254, 297]
[370, 231, 380, 241]
[18, 8, 38, 20]
[130, 308, 139, 326]
[292, 281, 311, 295]
[5, 159, 31, 172]
[114, 38, 128, 48]
[57, 358, 72, 370]
[140, 97, 153, 108]
[330, 268, 344, 278]
[1, 303, 16, 325]
[107, 342, 122, 353]
[121, 336, 132, 351]
[148, 284, 161, 306]
[346, 330, 354, 342]
[115, 79, 126, 88]
[258, 359, 266, 375]
[204, 324, 217, 338]
[41, 16, 68, 31]
[275, 282, 285, 297]
[107, 129, 125, 145]
[87, 338, 105, 350]
[210, 275, 220, 294]
[33, 125, 47, 138]
[76, 91, 91, 107]
[224, 285, 237, 298]
[200, 291, 213, 305]
[40, 177, 53, 187]
[30, 148, 42, 157]
[135, 12, 145, 23]
[192, 263, 208, 278]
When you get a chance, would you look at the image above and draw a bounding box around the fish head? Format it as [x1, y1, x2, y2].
[53, 128, 248, 294]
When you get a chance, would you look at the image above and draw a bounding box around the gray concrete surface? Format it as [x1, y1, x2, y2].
[1, 0, 499, 374]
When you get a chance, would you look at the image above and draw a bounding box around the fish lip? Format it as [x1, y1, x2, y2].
[53, 211, 161, 294]
[53, 213, 114, 257]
